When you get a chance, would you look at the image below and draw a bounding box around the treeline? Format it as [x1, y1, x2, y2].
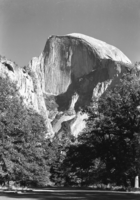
[1, 70, 140, 189]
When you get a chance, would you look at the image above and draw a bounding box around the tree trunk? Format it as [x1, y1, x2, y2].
[134, 176, 139, 188]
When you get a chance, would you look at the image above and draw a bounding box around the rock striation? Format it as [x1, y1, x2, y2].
[0, 33, 133, 138]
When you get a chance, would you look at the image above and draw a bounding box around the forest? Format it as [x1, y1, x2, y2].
[0, 67, 140, 190]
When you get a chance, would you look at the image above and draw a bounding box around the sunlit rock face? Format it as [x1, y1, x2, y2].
[0, 33, 132, 138]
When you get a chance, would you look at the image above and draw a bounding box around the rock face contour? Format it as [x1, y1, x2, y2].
[0, 34, 133, 138]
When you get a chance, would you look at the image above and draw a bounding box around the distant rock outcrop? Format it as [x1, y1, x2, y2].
[0, 33, 133, 138]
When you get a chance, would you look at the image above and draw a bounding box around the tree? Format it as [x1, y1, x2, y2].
[0, 76, 51, 187]
[50, 137, 71, 186]
[79, 73, 140, 187]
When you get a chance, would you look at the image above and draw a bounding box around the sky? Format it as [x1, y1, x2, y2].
[0, 0, 140, 66]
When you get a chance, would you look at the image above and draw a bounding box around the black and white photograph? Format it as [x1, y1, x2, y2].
[0, 0, 140, 199]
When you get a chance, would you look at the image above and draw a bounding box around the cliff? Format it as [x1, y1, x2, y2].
[0, 56, 54, 137]
[0, 33, 133, 138]
[38, 33, 132, 137]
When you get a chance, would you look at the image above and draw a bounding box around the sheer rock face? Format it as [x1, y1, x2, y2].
[0, 56, 54, 137]
[40, 34, 131, 110]
[0, 34, 132, 137]
[38, 33, 132, 137]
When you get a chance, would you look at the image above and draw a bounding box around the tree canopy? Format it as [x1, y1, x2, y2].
[50, 72, 140, 187]
[79, 73, 140, 186]
[0, 76, 51, 187]
[1, 71, 140, 188]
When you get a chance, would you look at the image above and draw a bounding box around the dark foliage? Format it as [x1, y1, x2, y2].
[0, 76, 51, 187]
[50, 72, 140, 187]
[79, 73, 140, 186]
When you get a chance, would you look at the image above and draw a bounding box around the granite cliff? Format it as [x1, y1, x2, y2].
[0, 33, 133, 138]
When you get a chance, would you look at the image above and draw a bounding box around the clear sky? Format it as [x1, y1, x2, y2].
[0, 0, 140, 66]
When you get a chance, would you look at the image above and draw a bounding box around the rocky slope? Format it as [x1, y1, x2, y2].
[0, 34, 133, 138]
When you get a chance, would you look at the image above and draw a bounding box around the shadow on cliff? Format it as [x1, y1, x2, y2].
[55, 60, 131, 112]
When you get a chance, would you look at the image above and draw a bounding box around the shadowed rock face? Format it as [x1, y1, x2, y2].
[0, 34, 133, 137]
